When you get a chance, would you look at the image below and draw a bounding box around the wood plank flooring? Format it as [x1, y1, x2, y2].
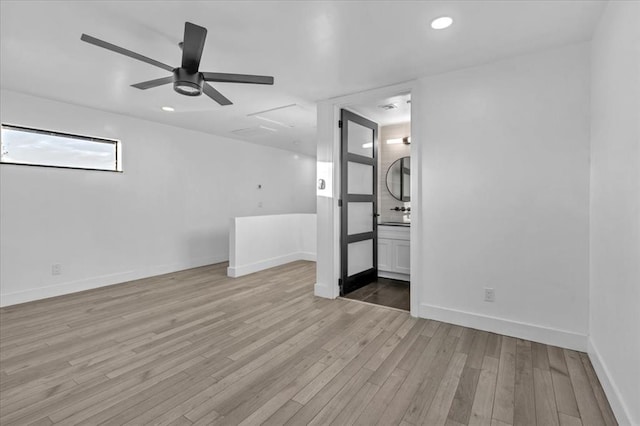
[0, 261, 617, 425]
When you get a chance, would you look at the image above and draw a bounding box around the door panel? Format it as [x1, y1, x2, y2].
[347, 162, 374, 194]
[340, 109, 378, 295]
[348, 240, 374, 276]
[347, 120, 374, 158]
[348, 202, 374, 235]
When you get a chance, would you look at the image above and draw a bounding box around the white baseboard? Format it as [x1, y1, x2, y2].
[137, 255, 225, 279]
[0, 255, 225, 308]
[588, 339, 635, 426]
[420, 303, 588, 351]
[299, 252, 317, 262]
[227, 252, 316, 278]
[1, 270, 136, 307]
[314, 282, 337, 299]
[378, 271, 410, 281]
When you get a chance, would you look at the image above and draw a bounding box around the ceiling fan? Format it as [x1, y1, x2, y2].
[80, 22, 274, 106]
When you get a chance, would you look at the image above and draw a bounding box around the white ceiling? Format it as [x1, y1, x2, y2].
[350, 93, 412, 127]
[0, 1, 606, 157]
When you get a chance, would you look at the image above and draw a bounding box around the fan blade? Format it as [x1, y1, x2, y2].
[131, 76, 174, 90]
[181, 22, 207, 73]
[202, 72, 274, 85]
[202, 83, 232, 106]
[81, 34, 174, 72]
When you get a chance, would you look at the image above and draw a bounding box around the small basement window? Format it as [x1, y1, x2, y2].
[1, 124, 121, 172]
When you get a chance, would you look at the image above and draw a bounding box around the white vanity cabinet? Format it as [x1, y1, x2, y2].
[378, 225, 410, 281]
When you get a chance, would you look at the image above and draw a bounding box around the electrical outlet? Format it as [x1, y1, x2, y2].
[484, 288, 495, 302]
[52, 264, 62, 275]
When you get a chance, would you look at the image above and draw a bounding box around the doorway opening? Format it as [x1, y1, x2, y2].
[340, 92, 411, 311]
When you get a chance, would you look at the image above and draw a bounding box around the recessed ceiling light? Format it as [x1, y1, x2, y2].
[161, 106, 175, 112]
[431, 16, 453, 30]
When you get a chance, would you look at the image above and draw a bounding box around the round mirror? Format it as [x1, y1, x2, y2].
[386, 156, 410, 201]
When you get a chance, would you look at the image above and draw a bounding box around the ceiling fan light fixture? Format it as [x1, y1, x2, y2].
[173, 69, 203, 96]
[174, 81, 201, 96]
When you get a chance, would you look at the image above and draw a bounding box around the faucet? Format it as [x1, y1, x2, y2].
[390, 206, 411, 220]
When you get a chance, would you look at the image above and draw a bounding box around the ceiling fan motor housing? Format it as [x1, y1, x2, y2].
[173, 68, 203, 96]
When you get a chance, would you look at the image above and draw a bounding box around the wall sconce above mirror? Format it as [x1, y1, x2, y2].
[386, 156, 410, 201]
[386, 136, 411, 145]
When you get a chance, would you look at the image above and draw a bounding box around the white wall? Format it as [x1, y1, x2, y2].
[416, 43, 591, 350]
[0, 89, 316, 306]
[228, 213, 316, 277]
[589, 1, 640, 424]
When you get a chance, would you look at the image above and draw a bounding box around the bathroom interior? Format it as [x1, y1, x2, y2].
[344, 92, 411, 311]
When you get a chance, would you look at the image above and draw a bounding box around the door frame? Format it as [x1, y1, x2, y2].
[315, 81, 421, 317]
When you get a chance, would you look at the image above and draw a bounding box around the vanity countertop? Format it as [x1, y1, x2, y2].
[379, 222, 410, 227]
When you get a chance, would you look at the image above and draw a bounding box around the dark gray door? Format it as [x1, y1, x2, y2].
[340, 109, 378, 295]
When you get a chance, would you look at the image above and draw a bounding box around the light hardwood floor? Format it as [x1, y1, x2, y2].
[0, 261, 617, 425]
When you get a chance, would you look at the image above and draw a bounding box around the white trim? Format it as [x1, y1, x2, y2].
[0, 255, 224, 307]
[420, 303, 588, 351]
[227, 252, 316, 278]
[314, 282, 337, 299]
[378, 271, 411, 281]
[299, 252, 317, 262]
[588, 339, 634, 426]
[408, 80, 423, 318]
[142, 255, 224, 277]
[0, 271, 136, 307]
